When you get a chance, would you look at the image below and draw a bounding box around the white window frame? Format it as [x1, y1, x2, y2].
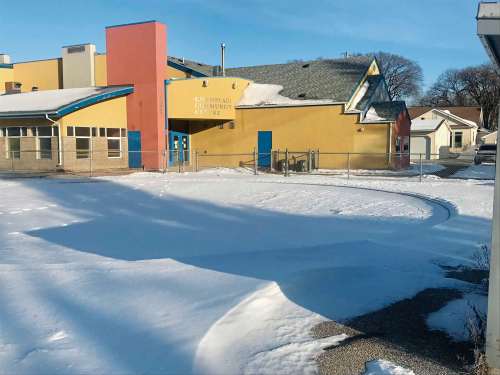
[105, 128, 122, 159]
[72, 126, 92, 160]
[35, 127, 55, 160]
[5, 127, 24, 160]
[454, 131, 463, 148]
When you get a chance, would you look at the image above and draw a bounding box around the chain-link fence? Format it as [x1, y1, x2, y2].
[0, 148, 493, 180]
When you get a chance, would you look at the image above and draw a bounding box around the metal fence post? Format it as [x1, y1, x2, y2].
[270, 149, 274, 173]
[419, 153, 423, 183]
[347, 152, 351, 181]
[253, 147, 258, 175]
[89, 142, 93, 178]
[285, 148, 289, 177]
[195, 150, 199, 172]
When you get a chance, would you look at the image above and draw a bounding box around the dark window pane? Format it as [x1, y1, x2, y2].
[38, 127, 52, 137]
[99, 128, 106, 137]
[31, 127, 37, 136]
[8, 127, 20, 137]
[39, 138, 52, 159]
[21, 128, 27, 137]
[67, 127, 74, 136]
[121, 128, 127, 137]
[92, 127, 97, 137]
[53, 127, 59, 136]
[8, 138, 20, 159]
[107, 128, 120, 138]
[76, 138, 90, 159]
[75, 127, 90, 137]
[107, 139, 121, 158]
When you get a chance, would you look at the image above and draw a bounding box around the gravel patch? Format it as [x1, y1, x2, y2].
[312, 288, 472, 375]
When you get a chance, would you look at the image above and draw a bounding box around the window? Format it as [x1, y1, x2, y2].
[395, 137, 401, 153]
[8, 138, 20, 159]
[8, 127, 21, 137]
[76, 138, 90, 159]
[99, 128, 106, 137]
[106, 128, 121, 158]
[67, 127, 74, 136]
[454, 132, 463, 148]
[92, 127, 97, 137]
[403, 137, 410, 152]
[37, 127, 52, 137]
[120, 128, 127, 137]
[75, 127, 90, 137]
[106, 128, 120, 138]
[38, 138, 52, 159]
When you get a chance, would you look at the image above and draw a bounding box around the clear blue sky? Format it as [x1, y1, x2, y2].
[1, 0, 488, 90]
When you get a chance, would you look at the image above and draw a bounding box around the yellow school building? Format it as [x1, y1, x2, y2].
[0, 20, 411, 172]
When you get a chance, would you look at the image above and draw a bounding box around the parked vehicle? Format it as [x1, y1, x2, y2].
[474, 144, 497, 164]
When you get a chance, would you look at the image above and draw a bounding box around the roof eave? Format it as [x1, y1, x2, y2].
[0, 86, 134, 119]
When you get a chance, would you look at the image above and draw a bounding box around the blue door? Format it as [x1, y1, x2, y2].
[258, 131, 272, 167]
[128, 131, 142, 168]
[169, 131, 190, 166]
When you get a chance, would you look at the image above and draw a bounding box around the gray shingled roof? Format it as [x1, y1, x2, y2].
[168, 56, 215, 76]
[370, 101, 407, 121]
[226, 56, 374, 102]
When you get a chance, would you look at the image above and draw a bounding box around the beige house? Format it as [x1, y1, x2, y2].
[481, 131, 498, 145]
[410, 118, 452, 159]
[412, 108, 478, 153]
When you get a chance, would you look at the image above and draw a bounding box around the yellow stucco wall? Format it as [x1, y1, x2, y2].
[190, 104, 391, 169]
[94, 54, 107, 86]
[166, 65, 188, 79]
[0, 67, 14, 93]
[167, 77, 251, 120]
[13, 59, 62, 92]
[59, 96, 128, 135]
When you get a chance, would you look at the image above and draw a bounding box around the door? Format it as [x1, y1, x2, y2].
[128, 131, 142, 168]
[169, 131, 190, 166]
[411, 136, 431, 160]
[257, 131, 272, 167]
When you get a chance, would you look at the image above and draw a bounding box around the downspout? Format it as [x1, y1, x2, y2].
[388, 123, 393, 169]
[45, 114, 63, 167]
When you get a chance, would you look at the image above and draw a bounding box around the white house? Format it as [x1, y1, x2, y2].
[410, 118, 452, 159]
[412, 108, 478, 152]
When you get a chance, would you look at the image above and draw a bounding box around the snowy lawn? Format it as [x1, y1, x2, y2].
[0, 169, 494, 374]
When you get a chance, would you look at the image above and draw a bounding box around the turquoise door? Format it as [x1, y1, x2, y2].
[169, 131, 190, 166]
[258, 131, 272, 167]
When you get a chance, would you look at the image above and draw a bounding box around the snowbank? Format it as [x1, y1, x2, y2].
[426, 293, 487, 342]
[364, 359, 415, 375]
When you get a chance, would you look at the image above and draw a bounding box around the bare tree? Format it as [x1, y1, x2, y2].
[458, 64, 500, 130]
[421, 63, 500, 130]
[370, 52, 424, 101]
[420, 69, 471, 107]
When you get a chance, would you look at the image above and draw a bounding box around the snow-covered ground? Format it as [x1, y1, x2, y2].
[452, 163, 496, 180]
[0, 169, 494, 374]
[427, 292, 487, 342]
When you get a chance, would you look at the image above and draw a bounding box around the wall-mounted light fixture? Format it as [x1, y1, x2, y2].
[202, 80, 208, 87]
[232, 82, 237, 89]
